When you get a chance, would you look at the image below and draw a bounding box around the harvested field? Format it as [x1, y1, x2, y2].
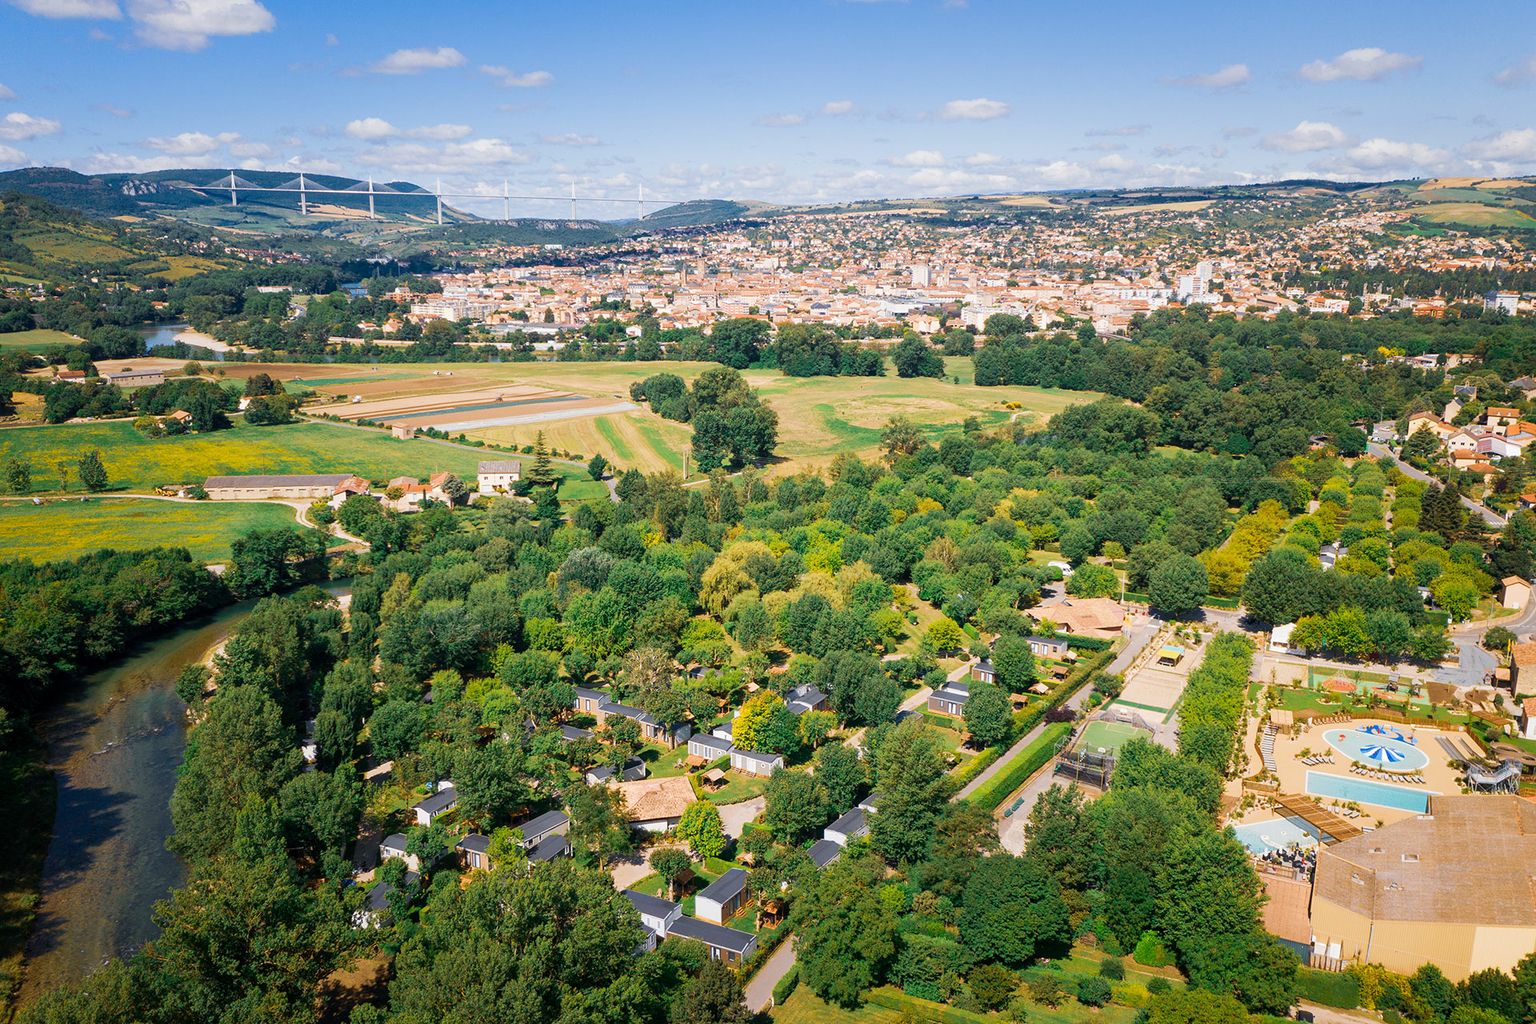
[311, 382, 638, 432]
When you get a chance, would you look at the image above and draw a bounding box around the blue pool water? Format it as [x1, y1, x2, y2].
[1305, 771, 1434, 812]
[1323, 728, 1429, 771]
[1230, 817, 1322, 855]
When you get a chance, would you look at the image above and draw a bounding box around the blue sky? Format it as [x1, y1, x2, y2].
[2, 0, 1535, 216]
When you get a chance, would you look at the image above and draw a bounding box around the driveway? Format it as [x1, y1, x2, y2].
[745, 937, 796, 1012]
[717, 796, 765, 839]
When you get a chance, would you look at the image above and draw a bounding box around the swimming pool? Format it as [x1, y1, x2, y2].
[1305, 771, 1434, 813]
[1230, 817, 1322, 855]
[1323, 728, 1429, 771]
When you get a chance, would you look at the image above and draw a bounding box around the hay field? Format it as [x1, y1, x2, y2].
[1100, 200, 1214, 217]
[310, 381, 637, 432]
[0, 497, 313, 563]
[1414, 203, 1536, 230]
[0, 329, 85, 350]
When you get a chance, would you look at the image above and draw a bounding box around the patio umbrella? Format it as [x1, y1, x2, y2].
[1360, 743, 1405, 764]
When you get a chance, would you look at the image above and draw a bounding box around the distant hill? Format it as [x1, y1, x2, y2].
[634, 199, 777, 229]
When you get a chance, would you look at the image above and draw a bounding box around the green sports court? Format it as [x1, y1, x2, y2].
[1074, 718, 1147, 754]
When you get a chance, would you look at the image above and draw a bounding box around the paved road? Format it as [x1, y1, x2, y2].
[1369, 442, 1506, 527]
[744, 936, 797, 1013]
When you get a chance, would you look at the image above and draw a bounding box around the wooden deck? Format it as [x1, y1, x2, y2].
[1272, 792, 1365, 843]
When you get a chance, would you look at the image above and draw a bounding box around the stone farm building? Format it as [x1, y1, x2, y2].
[477, 460, 523, 493]
[204, 473, 356, 500]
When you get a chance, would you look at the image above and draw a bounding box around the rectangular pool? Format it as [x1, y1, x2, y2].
[1305, 771, 1434, 813]
[1230, 817, 1321, 855]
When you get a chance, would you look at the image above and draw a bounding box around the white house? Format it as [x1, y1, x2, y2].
[477, 460, 522, 494]
[824, 806, 869, 846]
[412, 785, 457, 826]
[728, 749, 783, 777]
[623, 889, 683, 952]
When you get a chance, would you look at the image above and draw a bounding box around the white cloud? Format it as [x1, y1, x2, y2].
[6, 0, 120, 17]
[821, 99, 854, 115]
[1342, 137, 1448, 170]
[479, 65, 552, 87]
[965, 152, 1000, 166]
[345, 117, 397, 140]
[1299, 47, 1421, 82]
[125, 0, 274, 51]
[227, 140, 270, 158]
[93, 102, 134, 117]
[408, 123, 471, 140]
[891, 149, 944, 167]
[1462, 128, 1536, 163]
[145, 130, 237, 156]
[0, 84, 14, 101]
[0, 144, 26, 165]
[1495, 56, 1536, 87]
[1167, 63, 1250, 90]
[372, 46, 465, 75]
[1032, 159, 1092, 186]
[1262, 120, 1348, 152]
[939, 97, 1009, 120]
[541, 133, 601, 147]
[0, 112, 61, 141]
[362, 137, 531, 173]
[1095, 153, 1134, 172]
[755, 112, 804, 127]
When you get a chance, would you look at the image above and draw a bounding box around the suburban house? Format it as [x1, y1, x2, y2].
[378, 833, 417, 871]
[1309, 796, 1536, 980]
[728, 749, 783, 777]
[611, 775, 694, 832]
[687, 733, 733, 762]
[668, 915, 758, 964]
[456, 833, 492, 871]
[204, 473, 356, 501]
[528, 832, 570, 863]
[623, 889, 683, 952]
[807, 838, 843, 869]
[1512, 643, 1536, 697]
[824, 806, 869, 846]
[572, 689, 692, 748]
[1502, 577, 1532, 611]
[477, 460, 523, 494]
[695, 867, 751, 925]
[515, 809, 570, 849]
[1268, 622, 1301, 655]
[970, 659, 997, 685]
[1521, 698, 1536, 741]
[784, 684, 829, 716]
[412, 785, 458, 826]
[386, 471, 458, 512]
[1318, 542, 1348, 571]
[1025, 635, 1071, 660]
[928, 680, 970, 717]
[355, 871, 418, 929]
[584, 757, 648, 784]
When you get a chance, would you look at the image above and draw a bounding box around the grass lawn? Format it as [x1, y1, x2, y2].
[2, 418, 486, 494]
[0, 497, 321, 563]
[701, 770, 770, 805]
[774, 988, 909, 1024]
[636, 742, 691, 779]
[0, 328, 85, 350]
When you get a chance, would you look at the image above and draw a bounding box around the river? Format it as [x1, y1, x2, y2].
[136, 322, 231, 358]
[18, 579, 351, 1002]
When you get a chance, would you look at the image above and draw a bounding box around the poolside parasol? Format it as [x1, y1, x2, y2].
[1359, 743, 1405, 764]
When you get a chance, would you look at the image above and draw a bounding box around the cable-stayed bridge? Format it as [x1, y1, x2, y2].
[189, 172, 691, 224]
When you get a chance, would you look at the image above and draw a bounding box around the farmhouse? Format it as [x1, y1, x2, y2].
[204, 473, 356, 500]
[477, 460, 523, 493]
[102, 367, 165, 387]
[1310, 796, 1536, 980]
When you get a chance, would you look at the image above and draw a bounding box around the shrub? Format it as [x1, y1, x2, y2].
[1077, 976, 1113, 1007]
[1147, 978, 1171, 995]
[772, 964, 800, 1004]
[1133, 931, 1172, 968]
[1296, 966, 1360, 1008]
[1100, 957, 1126, 981]
[969, 964, 1020, 1011]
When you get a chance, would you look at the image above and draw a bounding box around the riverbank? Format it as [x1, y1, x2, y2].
[0, 730, 57, 1020]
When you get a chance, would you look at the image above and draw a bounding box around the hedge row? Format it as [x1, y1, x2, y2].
[966, 720, 1073, 813]
[948, 746, 1001, 787]
[771, 964, 799, 1004]
[1296, 966, 1361, 1008]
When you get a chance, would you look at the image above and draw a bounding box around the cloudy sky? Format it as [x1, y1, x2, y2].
[1, 0, 1535, 217]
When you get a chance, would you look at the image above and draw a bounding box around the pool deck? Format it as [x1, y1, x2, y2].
[1265, 717, 1466, 826]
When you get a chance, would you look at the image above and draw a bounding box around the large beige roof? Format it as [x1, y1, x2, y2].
[1313, 795, 1536, 928]
[1049, 597, 1125, 633]
[611, 775, 694, 823]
